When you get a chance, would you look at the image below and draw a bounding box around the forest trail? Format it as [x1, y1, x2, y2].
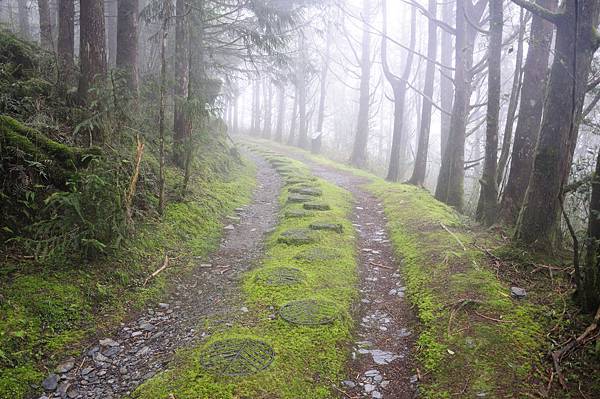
[37, 153, 282, 399]
[268, 147, 419, 398]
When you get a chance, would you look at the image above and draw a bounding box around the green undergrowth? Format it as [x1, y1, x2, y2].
[133, 152, 359, 398]
[0, 152, 256, 399]
[244, 138, 549, 398]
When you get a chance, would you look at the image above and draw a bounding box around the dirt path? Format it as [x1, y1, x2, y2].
[38, 153, 281, 399]
[279, 152, 418, 399]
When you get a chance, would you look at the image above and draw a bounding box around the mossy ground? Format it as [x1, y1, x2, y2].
[132, 153, 359, 399]
[241, 138, 600, 398]
[0, 155, 256, 399]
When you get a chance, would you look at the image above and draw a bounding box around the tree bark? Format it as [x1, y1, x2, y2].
[173, 0, 190, 168]
[105, 0, 118, 68]
[497, 9, 526, 189]
[439, 0, 454, 157]
[384, 2, 416, 182]
[263, 78, 273, 139]
[17, 0, 31, 40]
[316, 24, 331, 135]
[57, 0, 74, 95]
[583, 149, 600, 312]
[479, 0, 502, 226]
[297, 34, 309, 149]
[275, 83, 285, 142]
[434, 0, 486, 211]
[500, 0, 557, 224]
[116, 0, 139, 94]
[516, 0, 600, 248]
[408, 0, 437, 186]
[349, 0, 372, 167]
[38, 0, 53, 49]
[288, 87, 298, 145]
[78, 0, 107, 104]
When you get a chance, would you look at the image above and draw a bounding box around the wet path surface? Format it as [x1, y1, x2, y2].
[280, 153, 418, 399]
[38, 153, 282, 399]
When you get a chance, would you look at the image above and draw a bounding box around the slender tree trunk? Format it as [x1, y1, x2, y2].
[233, 95, 239, 133]
[288, 87, 298, 145]
[497, 9, 526, 190]
[439, 0, 454, 157]
[317, 24, 331, 134]
[409, 0, 437, 186]
[105, 0, 118, 67]
[116, 0, 139, 94]
[583, 150, 600, 312]
[349, 0, 372, 167]
[479, 0, 502, 226]
[384, 2, 416, 181]
[297, 35, 309, 148]
[17, 0, 31, 40]
[158, 16, 168, 215]
[57, 0, 74, 95]
[173, 0, 190, 168]
[275, 84, 285, 142]
[500, 0, 557, 224]
[38, 0, 53, 49]
[516, 0, 600, 248]
[263, 79, 273, 139]
[434, 0, 485, 211]
[78, 0, 107, 104]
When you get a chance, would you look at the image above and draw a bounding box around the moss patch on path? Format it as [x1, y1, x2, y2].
[243, 138, 549, 398]
[133, 154, 358, 399]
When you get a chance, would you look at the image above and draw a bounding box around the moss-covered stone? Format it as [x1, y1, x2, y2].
[289, 186, 322, 196]
[294, 247, 342, 262]
[303, 202, 331, 211]
[287, 194, 313, 203]
[284, 209, 314, 218]
[277, 228, 316, 245]
[309, 222, 343, 233]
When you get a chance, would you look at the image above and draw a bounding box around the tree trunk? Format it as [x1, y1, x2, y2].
[583, 149, 600, 312]
[434, 0, 485, 211]
[116, 0, 139, 94]
[158, 16, 167, 215]
[439, 0, 454, 157]
[105, 0, 118, 68]
[233, 95, 239, 133]
[409, 0, 437, 186]
[275, 84, 285, 142]
[384, 2, 416, 182]
[38, 0, 53, 49]
[349, 0, 372, 167]
[263, 79, 272, 139]
[516, 0, 600, 248]
[297, 35, 309, 149]
[497, 9, 526, 189]
[479, 0, 502, 226]
[500, 0, 557, 224]
[288, 87, 298, 145]
[57, 0, 74, 95]
[78, 0, 107, 104]
[316, 24, 331, 135]
[17, 0, 31, 40]
[173, 0, 190, 168]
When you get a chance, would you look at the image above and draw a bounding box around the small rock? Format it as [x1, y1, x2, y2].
[81, 367, 93, 376]
[99, 338, 119, 347]
[56, 381, 69, 397]
[137, 346, 150, 356]
[374, 375, 383, 383]
[410, 375, 419, 384]
[131, 331, 143, 337]
[119, 367, 128, 375]
[342, 380, 356, 388]
[139, 322, 155, 332]
[67, 386, 79, 399]
[102, 346, 120, 357]
[42, 374, 59, 391]
[240, 306, 249, 313]
[158, 303, 169, 309]
[372, 391, 383, 399]
[510, 286, 527, 299]
[93, 352, 109, 363]
[380, 380, 390, 388]
[364, 369, 380, 377]
[55, 359, 75, 374]
[224, 224, 235, 230]
[364, 383, 376, 393]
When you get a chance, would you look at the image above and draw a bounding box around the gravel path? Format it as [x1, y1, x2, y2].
[278, 152, 418, 399]
[37, 153, 281, 399]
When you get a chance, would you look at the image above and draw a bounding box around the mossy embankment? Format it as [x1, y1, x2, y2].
[243, 138, 563, 398]
[133, 151, 359, 399]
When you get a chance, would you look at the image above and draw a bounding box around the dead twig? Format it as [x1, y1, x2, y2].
[473, 310, 513, 323]
[440, 223, 466, 251]
[143, 255, 170, 286]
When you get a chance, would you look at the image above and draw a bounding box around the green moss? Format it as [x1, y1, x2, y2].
[134, 155, 359, 399]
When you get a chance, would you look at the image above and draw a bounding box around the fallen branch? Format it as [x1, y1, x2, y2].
[143, 255, 169, 286]
[125, 135, 145, 225]
[440, 223, 466, 251]
[550, 304, 600, 388]
[473, 310, 513, 323]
